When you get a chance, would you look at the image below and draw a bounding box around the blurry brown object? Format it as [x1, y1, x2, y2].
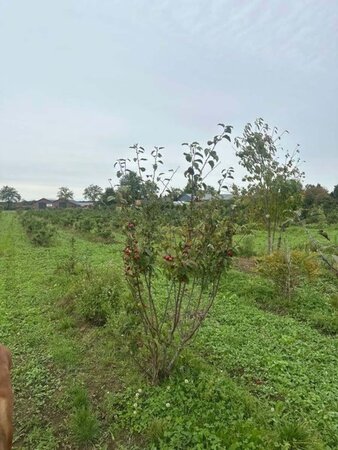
[0, 345, 13, 450]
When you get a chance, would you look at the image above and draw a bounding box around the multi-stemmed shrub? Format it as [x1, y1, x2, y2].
[115, 125, 235, 383]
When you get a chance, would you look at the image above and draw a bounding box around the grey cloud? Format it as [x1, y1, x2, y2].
[0, 0, 337, 198]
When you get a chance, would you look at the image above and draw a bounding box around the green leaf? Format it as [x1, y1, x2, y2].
[185, 167, 194, 176]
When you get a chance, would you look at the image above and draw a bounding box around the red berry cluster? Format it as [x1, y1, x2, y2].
[124, 244, 140, 261]
[163, 254, 174, 262]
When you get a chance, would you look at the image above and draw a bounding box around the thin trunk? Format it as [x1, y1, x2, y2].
[267, 222, 273, 254]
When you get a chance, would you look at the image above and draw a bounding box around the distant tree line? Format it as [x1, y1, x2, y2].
[1, 179, 338, 222]
[1, 178, 338, 223]
[1, 119, 337, 233]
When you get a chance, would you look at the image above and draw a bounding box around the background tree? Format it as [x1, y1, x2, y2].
[116, 171, 144, 205]
[83, 184, 103, 203]
[331, 184, 338, 201]
[235, 118, 304, 254]
[100, 187, 116, 207]
[0, 185, 21, 210]
[303, 184, 330, 210]
[57, 186, 74, 200]
[303, 184, 337, 223]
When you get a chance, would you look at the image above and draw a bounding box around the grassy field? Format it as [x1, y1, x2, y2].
[0, 211, 337, 449]
[235, 224, 338, 256]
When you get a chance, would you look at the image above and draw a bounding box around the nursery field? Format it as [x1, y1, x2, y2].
[0, 211, 337, 449]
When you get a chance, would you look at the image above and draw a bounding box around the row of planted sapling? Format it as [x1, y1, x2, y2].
[22, 208, 118, 242]
[19, 210, 57, 246]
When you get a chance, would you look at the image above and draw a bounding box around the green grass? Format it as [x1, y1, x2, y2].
[0, 212, 337, 449]
[223, 269, 338, 335]
[236, 224, 338, 255]
[0, 212, 120, 448]
[197, 282, 338, 448]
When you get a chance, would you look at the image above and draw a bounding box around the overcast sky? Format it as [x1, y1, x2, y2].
[0, 0, 337, 200]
